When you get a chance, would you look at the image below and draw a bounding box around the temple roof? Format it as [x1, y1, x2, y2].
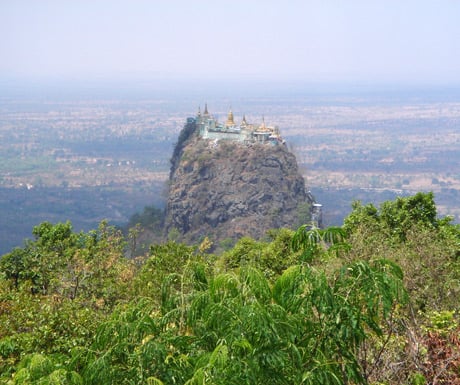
[225, 109, 235, 127]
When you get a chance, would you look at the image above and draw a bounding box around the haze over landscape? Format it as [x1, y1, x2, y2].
[1, 1, 460, 253]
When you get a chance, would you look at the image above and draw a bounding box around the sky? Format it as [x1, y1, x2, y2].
[1, 0, 460, 86]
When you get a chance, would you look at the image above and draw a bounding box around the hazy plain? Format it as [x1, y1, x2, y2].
[1, 81, 459, 254]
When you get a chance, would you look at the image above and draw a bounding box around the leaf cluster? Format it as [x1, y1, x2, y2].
[0, 192, 459, 384]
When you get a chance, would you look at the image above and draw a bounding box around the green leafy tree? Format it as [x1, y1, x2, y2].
[343, 192, 460, 312]
[0, 248, 27, 290]
[7, 353, 83, 385]
[341, 192, 460, 382]
[291, 224, 349, 264]
[0, 288, 101, 377]
[0, 220, 135, 379]
[344, 192, 439, 242]
[1, 220, 133, 305]
[222, 229, 298, 280]
[134, 241, 209, 301]
[76, 255, 406, 384]
[2, 192, 458, 384]
[23, 221, 76, 295]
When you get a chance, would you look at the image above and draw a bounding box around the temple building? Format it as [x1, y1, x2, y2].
[195, 105, 284, 145]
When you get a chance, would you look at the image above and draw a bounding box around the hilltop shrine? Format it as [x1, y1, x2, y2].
[195, 104, 284, 145]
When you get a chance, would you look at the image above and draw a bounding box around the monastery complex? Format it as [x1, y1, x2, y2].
[194, 104, 285, 145]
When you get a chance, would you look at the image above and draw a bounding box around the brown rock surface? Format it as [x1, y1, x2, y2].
[164, 120, 315, 244]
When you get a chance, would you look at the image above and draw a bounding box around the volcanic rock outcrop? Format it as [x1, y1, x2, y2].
[164, 118, 315, 245]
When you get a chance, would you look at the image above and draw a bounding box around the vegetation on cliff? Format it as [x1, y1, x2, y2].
[0, 192, 459, 384]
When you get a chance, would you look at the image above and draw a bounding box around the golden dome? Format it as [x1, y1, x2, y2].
[225, 108, 235, 127]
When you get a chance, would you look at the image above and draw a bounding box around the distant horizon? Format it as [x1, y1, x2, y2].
[2, 75, 460, 104]
[3, 72, 460, 86]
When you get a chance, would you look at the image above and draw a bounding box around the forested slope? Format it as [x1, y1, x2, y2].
[0, 192, 459, 384]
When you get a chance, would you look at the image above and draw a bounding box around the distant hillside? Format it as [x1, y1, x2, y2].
[164, 117, 316, 247]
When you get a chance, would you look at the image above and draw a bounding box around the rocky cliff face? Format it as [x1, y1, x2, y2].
[165, 121, 315, 245]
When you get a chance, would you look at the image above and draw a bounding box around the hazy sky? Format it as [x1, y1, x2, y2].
[1, 0, 460, 85]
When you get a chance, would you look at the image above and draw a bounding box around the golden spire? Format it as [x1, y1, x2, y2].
[259, 115, 267, 131]
[225, 108, 235, 127]
[203, 103, 209, 116]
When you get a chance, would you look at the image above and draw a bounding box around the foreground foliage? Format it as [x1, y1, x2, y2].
[73, 259, 405, 385]
[0, 192, 459, 384]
